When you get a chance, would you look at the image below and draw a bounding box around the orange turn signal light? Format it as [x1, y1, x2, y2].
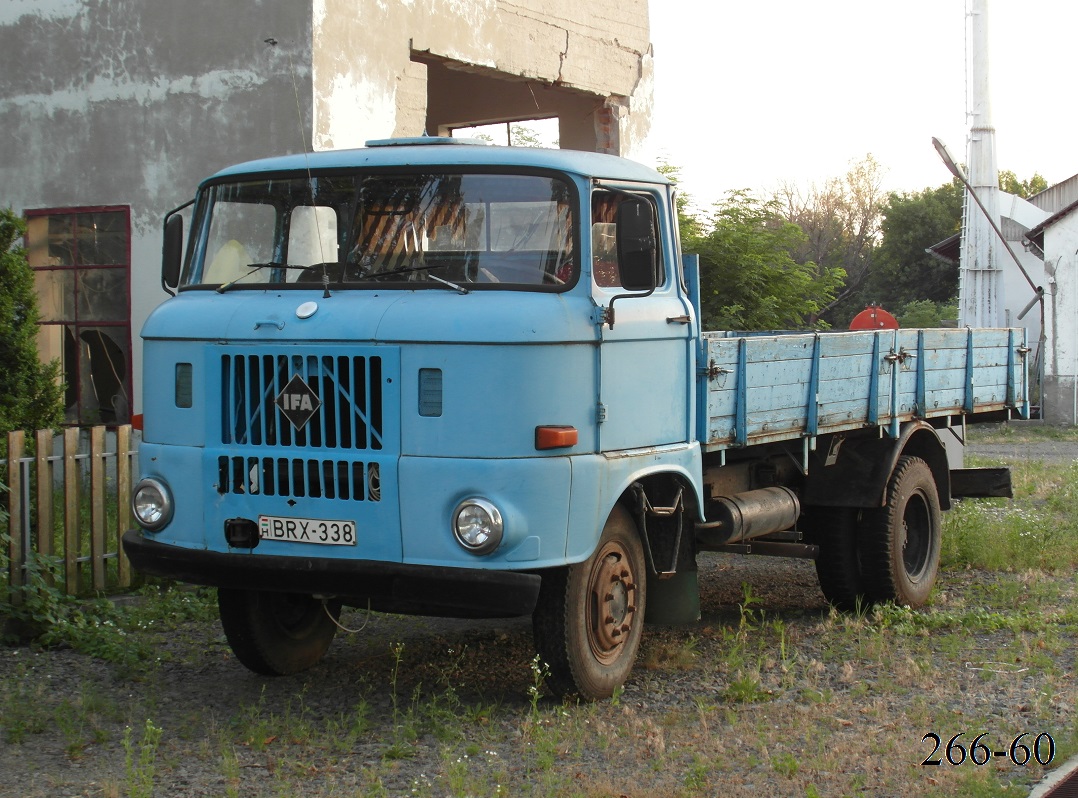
[535, 425, 578, 450]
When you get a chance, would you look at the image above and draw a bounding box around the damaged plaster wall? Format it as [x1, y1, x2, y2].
[312, 0, 653, 156]
[0, 0, 313, 412]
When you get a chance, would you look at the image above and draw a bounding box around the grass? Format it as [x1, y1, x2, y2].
[0, 422, 1076, 796]
[966, 421, 1078, 443]
[939, 420, 1078, 570]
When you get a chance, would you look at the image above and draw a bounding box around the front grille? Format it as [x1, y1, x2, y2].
[217, 456, 381, 501]
[222, 353, 383, 450]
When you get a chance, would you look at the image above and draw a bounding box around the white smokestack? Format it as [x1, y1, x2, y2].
[958, 0, 1005, 327]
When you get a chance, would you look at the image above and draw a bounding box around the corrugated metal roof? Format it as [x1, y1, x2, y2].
[1024, 197, 1078, 251]
[1027, 173, 1078, 213]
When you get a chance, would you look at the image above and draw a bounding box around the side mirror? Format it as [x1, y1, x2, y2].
[162, 213, 184, 293]
[616, 198, 657, 292]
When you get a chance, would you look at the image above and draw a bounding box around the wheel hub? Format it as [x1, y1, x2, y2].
[587, 543, 638, 665]
[902, 492, 930, 579]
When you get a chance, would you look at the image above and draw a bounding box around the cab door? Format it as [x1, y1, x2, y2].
[591, 187, 694, 452]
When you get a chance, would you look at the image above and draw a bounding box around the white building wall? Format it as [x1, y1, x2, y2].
[1041, 218, 1078, 424]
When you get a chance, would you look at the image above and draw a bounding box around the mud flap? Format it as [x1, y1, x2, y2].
[950, 467, 1013, 498]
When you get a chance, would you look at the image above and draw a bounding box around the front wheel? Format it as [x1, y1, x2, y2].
[217, 589, 342, 675]
[532, 504, 647, 700]
[860, 456, 941, 608]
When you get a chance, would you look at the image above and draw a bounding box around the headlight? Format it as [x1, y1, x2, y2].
[132, 478, 173, 531]
[452, 498, 503, 555]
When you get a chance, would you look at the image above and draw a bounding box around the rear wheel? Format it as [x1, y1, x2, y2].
[806, 506, 866, 611]
[218, 589, 341, 675]
[860, 456, 941, 608]
[532, 504, 647, 700]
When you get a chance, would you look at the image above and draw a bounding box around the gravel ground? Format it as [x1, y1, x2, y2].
[1, 437, 1075, 797]
[965, 440, 1078, 465]
[1, 557, 835, 798]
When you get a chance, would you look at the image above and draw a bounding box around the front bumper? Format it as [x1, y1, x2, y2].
[123, 530, 541, 618]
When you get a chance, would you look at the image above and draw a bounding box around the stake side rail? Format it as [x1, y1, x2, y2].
[699, 327, 1030, 454]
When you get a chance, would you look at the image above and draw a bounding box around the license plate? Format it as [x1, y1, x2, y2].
[258, 515, 357, 546]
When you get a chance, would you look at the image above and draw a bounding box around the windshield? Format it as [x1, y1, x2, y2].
[180, 172, 576, 291]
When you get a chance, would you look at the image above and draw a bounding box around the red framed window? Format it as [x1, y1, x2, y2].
[25, 207, 132, 426]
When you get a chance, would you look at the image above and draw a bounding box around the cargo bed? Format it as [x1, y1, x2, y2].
[699, 327, 1030, 452]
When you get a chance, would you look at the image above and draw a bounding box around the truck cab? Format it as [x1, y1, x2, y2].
[125, 139, 701, 698]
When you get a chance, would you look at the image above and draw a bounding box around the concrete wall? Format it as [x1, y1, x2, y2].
[312, 0, 653, 156]
[1, 0, 653, 416]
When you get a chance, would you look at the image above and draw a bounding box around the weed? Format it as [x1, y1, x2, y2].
[0, 533, 153, 668]
[54, 693, 108, 759]
[324, 696, 372, 750]
[723, 670, 769, 704]
[527, 654, 549, 716]
[219, 743, 241, 798]
[236, 686, 276, 751]
[683, 754, 710, 791]
[122, 719, 163, 798]
[738, 582, 763, 632]
[771, 751, 799, 777]
[0, 668, 48, 742]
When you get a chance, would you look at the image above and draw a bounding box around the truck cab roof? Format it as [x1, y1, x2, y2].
[207, 138, 669, 186]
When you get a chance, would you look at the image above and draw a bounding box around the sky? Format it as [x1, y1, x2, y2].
[643, 0, 1078, 208]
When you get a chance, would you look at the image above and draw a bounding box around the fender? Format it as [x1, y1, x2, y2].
[564, 444, 705, 564]
[803, 421, 951, 510]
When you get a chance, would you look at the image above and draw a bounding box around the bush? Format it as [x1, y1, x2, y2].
[0, 208, 64, 435]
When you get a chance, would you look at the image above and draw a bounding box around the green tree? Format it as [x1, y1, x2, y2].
[998, 170, 1048, 198]
[657, 160, 704, 240]
[863, 169, 1043, 319]
[774, 155, 887, 326]
[0, 209, 64, 434]
[510, 124, 546, 148]
[864, 179, 963, 313]
[896, 299, 958, 328]
[686, 191, 844, 330]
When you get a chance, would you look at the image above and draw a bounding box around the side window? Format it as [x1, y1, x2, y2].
[591, 191, 662, 290]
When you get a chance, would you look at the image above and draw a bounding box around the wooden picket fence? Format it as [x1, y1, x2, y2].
[4, 425, 138, 600]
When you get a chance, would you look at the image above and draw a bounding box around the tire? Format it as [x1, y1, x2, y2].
[806, 506, 866, 611]
[860, 456, 941, 608]
[217, 589, 342, 676]
[532, 504, 647, 700]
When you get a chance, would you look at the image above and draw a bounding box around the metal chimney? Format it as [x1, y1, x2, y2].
[958, 0, 1004, 327]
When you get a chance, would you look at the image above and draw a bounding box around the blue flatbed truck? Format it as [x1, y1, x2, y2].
[123, 139, 1028, 699]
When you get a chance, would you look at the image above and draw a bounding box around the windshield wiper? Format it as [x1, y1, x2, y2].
[215, 262, 339, 294]
[352, 262, 432, 280]
[352, 261, 469, 294]
[428, 274, 469, 294]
